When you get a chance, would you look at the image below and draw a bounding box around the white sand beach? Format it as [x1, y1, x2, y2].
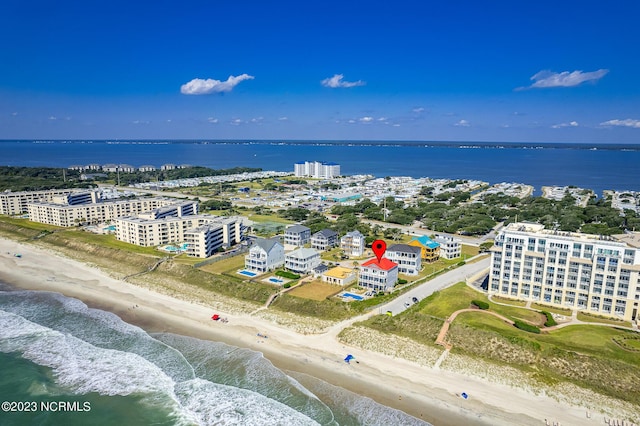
[0, 237, 635, 426]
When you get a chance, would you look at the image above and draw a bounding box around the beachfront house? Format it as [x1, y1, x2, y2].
[434, 234, 462, 259]
[284, 247, 321, 274]
[311, 229, 338, 251]
[340, 230, 365, 257]
[386, 244, 422, 275]
[245, 238, 284, 273]
[284, 224, 311, 247]
[322, 266, 357, 286]
[358, 258, 399, 292]
[409, 236, 440, 263]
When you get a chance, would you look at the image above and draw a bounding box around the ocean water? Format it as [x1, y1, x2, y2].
[1, 140, 639, 195]
[0, 283, 430, 426]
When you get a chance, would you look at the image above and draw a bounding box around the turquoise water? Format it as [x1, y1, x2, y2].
[0, 284, 430, 426]
[238, 270, 257, 277]
[341, 293, 364, 301]
[103, 225, 116, 232]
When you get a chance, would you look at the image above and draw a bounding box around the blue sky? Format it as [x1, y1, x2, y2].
[1, 1, 639, 142]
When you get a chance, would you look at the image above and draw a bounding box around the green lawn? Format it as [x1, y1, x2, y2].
[530, 303, 572, 316]
[199, 253, 247, 274]
[577, 312, 632, 327]
[491, 295, 528, 307]
[248, 214, 293, 224]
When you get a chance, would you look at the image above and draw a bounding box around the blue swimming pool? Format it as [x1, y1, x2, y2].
[103, 225, 116, 231]
[238, 269, 257, 277]
[341, 292, 363, 301]
[268, 277, 284, 284]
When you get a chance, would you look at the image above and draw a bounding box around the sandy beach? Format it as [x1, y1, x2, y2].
[0, 237, 633, 426]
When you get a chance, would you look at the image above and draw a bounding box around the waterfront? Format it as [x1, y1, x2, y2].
[1, 140, 639, 195]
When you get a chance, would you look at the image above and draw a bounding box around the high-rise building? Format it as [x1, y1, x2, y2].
[490, 222, 640, 321]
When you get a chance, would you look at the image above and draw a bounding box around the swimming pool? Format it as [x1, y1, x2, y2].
[103, 225, 116, 231]
[341, 292, 364, 301]
[267, 277, 284, 284]
[238, 269, 257, 277]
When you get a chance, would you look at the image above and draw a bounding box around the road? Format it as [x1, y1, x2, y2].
[378, 256, 490, 316]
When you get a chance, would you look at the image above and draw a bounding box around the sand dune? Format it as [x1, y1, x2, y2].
[1, 238, 635, 426]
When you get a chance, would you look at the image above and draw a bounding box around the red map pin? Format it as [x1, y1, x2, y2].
[372, 239, 387, 263]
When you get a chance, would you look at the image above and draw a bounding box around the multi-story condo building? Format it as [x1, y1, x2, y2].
[434, 234, 462, 259]
[245, 238, 284, 273]
[490, 222, 640, 321]
[340, 230, 365, 257]
[115, 214, 244, 257]
[294, 161, 341, 179]
[409, 236, 440, 263]
[0, 188, 90, 215]
[386, 244, 422, 275]
[311, 229, 338, 251]
[358, 258, 399, 292]
[28, 197, 197, 227]
[284, 224, 311, 247]
[285, 248, 321, 274]
[183, 217, 243, 258]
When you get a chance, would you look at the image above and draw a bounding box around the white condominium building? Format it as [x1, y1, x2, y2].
[490, 222, 640, 322]
[294, 161, 341, 179]
[116, 214, 244, 257]
[0, 188, 92, 215]
[27, 197, 196, 227]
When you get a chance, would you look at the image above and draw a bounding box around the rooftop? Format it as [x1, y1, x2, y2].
[387, 243, 422, 255]
[324, 266, 355, 279]
[361, 257, 398, 271]
[410, 236, 440, 249]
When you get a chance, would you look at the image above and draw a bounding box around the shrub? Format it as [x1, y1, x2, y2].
[457, 261, 466, 266]
[397, 278, 408, 285]
[275, 270, 300, 279]
[471, 300, 489, 310]
[514, 320, 541, 334]
[541, 311, 557, 327]
[283, 283, 291, 289]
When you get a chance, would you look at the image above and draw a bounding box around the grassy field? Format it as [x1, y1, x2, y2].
[491, 295, 528, 307]
[199, 254, 247, 275]
[357, 281, 640, 404]
[530, 303, 572, 316]
[577, 311, 631, 326]
[287, 280, 343, 301]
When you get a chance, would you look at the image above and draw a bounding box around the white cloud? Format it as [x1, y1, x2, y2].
[347, 119, 356, 124]
[250, 117, 264, 124]
[48, 116, 57, 120]
[181, 74, 254, 95]
[207, 117, 218, 124]
[321, 74, 365, 88]
[412, 107, 425, 113]
[11, 112, 18, 116]
[454, 119, 470, 127]
[551, 121, 579, 129]
[522, 69, 608, 89]
[132, 120, 150, 125]
[600, 119, 640, 128]
[230, 118, 244, 126]
[359, 116, 374, 123]
[278, 116, 288, 121]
